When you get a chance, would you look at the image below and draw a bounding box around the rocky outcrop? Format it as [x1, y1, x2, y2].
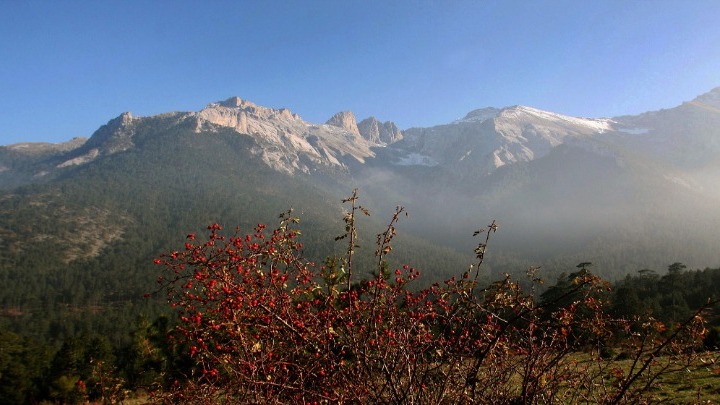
[326, 111, 360, 136]
[192, 99, 378, 174]
[688, 87, 720, 111]
[80, 112, 137, 156]
[197, 97, 303, 135]
[218, 96, 256, 109]
[357, 117, 403, 144]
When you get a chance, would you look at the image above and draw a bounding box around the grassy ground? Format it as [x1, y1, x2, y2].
[649, 354, 720, 403]
[568, 352, 720, 403]
[58, 353, 720, 404]
[481, 351, 720, 404]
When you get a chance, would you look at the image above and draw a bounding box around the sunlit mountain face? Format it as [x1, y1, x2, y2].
[2, 88, 720, 292]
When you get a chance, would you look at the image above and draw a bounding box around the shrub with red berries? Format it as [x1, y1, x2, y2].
[153, 191, 713, 404]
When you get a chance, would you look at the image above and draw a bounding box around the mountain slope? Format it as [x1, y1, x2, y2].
[3, 89, 720, 342]
[0, 111, 465, 343]
[353, 87, 720, 276]
[390, 105, 612, 176]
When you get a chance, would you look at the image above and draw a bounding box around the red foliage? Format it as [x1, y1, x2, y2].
[153, 198, 712, 404]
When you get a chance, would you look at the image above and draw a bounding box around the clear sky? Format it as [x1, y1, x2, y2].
[1, 0, 719, 145]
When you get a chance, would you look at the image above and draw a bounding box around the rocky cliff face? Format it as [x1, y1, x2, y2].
[4, 97, 401, 177]
[82, 112, 137, 154]
[326, 111, 361, 136]
[54, 112, 139, 168]
[193, 98, 379, 174]
[357, 117, 403, 144]
[197, 97, 303, 135]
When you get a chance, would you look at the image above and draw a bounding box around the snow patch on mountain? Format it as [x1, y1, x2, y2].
[617, 127, 650, 135]
[394, 152, 439, 167]
[398, 104, 616, 175]
[499, 106, 614, 133]
[663, 173, 702, 192]
[8, 143, 33, 150]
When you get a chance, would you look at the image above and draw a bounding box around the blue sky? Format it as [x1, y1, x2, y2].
[1, 0, 719, 145]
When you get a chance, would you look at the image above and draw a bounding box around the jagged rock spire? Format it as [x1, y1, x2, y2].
[326, 111, 360, 135]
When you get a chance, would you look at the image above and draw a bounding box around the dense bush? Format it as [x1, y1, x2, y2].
[153, 191, 715, 404]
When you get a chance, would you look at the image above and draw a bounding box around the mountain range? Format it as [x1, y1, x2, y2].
[2, 88, 720, 339]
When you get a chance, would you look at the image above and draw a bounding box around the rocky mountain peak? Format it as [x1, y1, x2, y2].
[691, 87, 720, 109]
[460, 107, 502, 122]
[191, 100, 378, 174]
[357, 117, 403, 144]
[83, 112, 136, 151]
[108, 111, 135, 128]
[217, 96, 257, 109]
[196, 97, 304, 135]
[53, 112, 137, 169]
[326, 111, 360, 136]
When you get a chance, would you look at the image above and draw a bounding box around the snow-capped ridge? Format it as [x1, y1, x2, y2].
[451, 105, 614, 133]
[397, 103, 619, 172]
[498, 105, 614, 133]
[453, 107, 501, 124]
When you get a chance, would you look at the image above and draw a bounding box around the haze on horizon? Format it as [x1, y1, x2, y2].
[1, 0, 719, 145]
